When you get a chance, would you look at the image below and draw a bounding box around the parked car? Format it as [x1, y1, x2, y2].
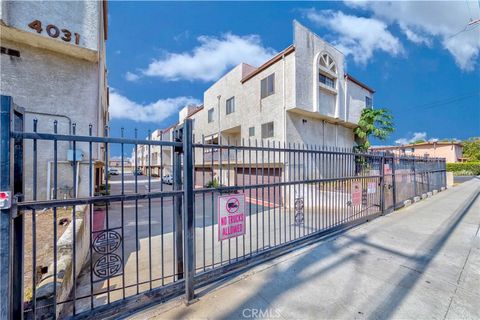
[162, 174, 174, 185]
[108, 168, 120, 175]
[133, 169, 143, 176]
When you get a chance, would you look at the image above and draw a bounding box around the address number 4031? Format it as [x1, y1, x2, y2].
[28, 20, 80, 45]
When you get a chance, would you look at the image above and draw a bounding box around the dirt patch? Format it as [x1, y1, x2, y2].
[23, 207, 84, 301]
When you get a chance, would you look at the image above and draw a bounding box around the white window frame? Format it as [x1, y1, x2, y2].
[248, 126, 255, 137]
[208, 108, 214, 123]
[261, 122, 274, 139]
[226, 97, 235, 115]
[261, 73, 275, 99]
[365, 96, 373, 109]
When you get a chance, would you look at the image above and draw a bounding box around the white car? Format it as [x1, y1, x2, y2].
[108, 168, 120, 175]
[162, 174, 174, 185]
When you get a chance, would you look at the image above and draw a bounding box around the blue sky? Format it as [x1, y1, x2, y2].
[107, 1, 480, 156]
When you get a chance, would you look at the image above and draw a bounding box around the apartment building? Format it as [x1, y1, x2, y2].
[132, 125, 175, 176]
[185, 21, 373, 149]
[176, 21, 374, 190]
[134, 21, 374, 204]
[1, 1, 109, 199]
[371, 141, 463, 163]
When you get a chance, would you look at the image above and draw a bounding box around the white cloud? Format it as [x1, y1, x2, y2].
[139, 33, 277, 82]
[304, 9, 403, 64]
[395, 132, 427, 145]
[125, 71, 140, 82]
[109, 90, 200, 123]
[345, 1, 480, 71]
[399, 24, 432, 46]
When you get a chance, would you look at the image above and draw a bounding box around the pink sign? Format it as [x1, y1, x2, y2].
[384, 164, 392, 175]
[351, 181, 362, 206]
[218, 194, 246, 241]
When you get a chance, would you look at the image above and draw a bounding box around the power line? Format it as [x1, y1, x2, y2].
[403, 91, 480, 111]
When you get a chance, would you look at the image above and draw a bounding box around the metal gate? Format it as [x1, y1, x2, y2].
[0, 95, 447, 319]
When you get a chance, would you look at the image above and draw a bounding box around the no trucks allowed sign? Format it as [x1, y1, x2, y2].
[218, 194, 246, 241]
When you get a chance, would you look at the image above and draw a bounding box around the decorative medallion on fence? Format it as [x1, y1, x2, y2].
[218, 194, 246, 241]
[294, 197, 304, 225]
[92, 229, 123, 280]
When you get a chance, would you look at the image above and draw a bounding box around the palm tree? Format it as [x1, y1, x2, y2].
[354, 108, 394, 152]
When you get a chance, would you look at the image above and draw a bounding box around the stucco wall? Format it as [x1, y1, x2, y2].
[293, 21, 346, 121]
[412, 144, 462, 163]
[346, 79, 372, 124]
[0, 1, 100, 50]
[1, 0, 106, 200]
[1, 39, 103, 200]
[285, 112, 354, 148]
[194, 53, 295, 145]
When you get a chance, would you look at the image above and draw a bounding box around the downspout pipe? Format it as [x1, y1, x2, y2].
[24, 111, 72, 148]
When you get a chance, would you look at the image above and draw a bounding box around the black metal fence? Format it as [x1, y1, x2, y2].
[0, 96, 446, 319]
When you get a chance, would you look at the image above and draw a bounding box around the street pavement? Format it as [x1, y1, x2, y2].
[454, 175, 475, 184]
[126, 176, 480, 319]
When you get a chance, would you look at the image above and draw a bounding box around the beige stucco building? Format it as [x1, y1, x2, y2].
[1, 1, 109, 199]
[132, 125, 175, 176]
[134, 22, 375, 184]
[371, 142, 463, 163]
[171, 21, 374, 200]
[181, 21, 374, 150]
[132, 22, 375, 207]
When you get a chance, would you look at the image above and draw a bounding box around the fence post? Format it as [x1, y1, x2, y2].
[391, 155, 397, 210]
[426, 157, 431, 192]
[379, 155, 385, 214]
[182, 119, 195, 303]
[442, 158, 446, 189]
[12, 104, 24, 320]
[173, 128, 184, 279]
[12, 103, 24, 320]
[0, 95, 13, 319]
[412, 157, 417, 197]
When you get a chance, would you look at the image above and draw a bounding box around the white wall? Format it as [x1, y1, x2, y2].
[1, 1, 100, 50]
[0, 1, 106, 200]
[293, 21, 346, 121]
[346, 80, 373, 124]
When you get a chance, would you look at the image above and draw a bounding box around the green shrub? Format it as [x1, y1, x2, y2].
[99, 184, 111, 195]
[446, 162, 480, 176]
[205, 178, 220, 188]
[452, 170, 475, 176]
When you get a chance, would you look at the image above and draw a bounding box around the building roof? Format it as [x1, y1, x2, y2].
[241, 45, 295, 83]
[345, 73, 375, 93]
[161, 123, 177, 134]
[371, 141, 463, 150]
[239, 45, 375, 94]
[186, 105, 204, 118]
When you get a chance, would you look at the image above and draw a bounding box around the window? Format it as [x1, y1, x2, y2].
[208, 108, 214, 123]
[261, 122, 274, 139]
[248, 126, 255, 137]
[226, 97, 235, 115]
[261, 73, 275, 98]
[319, 73, 335, 89]
[319, 53, 337, 74]
[365, 96, 373, 109]
[191, 118, 195, 129]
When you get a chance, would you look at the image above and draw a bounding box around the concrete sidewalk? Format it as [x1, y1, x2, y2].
[127, 177, 480, 320]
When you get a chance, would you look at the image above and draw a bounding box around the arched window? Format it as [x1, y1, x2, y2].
[319, 53, 337, 74]
[318, 53, 337, 90]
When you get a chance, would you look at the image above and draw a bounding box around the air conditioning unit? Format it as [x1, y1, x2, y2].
[67, 149, 84, 161]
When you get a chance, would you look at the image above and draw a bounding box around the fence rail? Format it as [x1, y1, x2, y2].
[0, 96, 446, 319]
